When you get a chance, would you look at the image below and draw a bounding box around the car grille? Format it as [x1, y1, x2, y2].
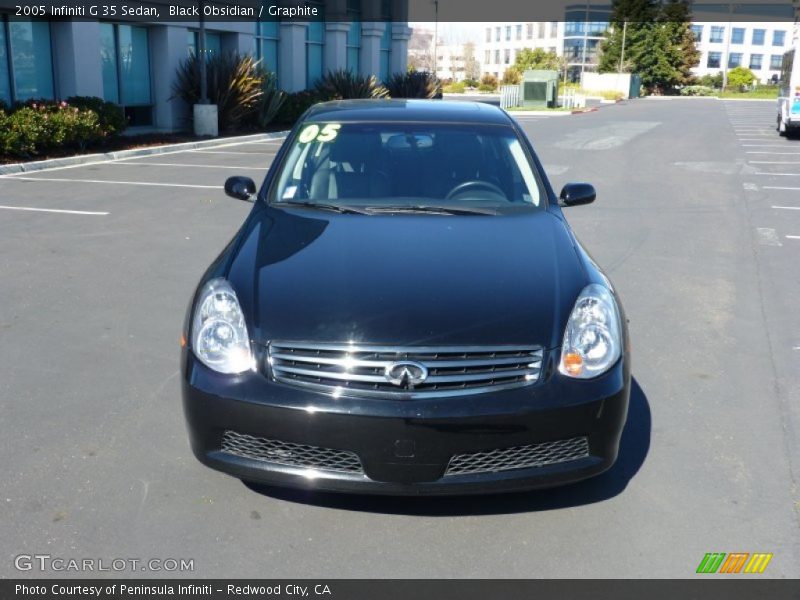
[444, 437, 590, 476]
[220, 430, 364, 474]
[268, 342, 545, 399]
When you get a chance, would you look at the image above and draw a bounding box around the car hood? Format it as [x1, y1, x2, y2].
[226, 206, 587, 350]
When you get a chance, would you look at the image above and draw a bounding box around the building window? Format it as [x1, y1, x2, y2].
[527, 23, 533, 39]
[187, 31, 221, 57]
[728, 52, 742, 68]
[0, 18, 54, 104]
[495, 27, 500, 42]
[516, 24, 522, 40]
[379, 0, 392, 80]
[691, 25, 703, 41]
[505, 26, 511, 41]
[494, 49, 500, 64]
[346, 0, 361, 74]
[550, 22, 558, 37]
[731, 27, 744, 44]
[99, 22, 151, 125]
[752, 29, 765, 45]
[305, 2, 325, 85]
[538, 22, 545, 38]
[255, 20, 280, 75]
[564, 39, 583, 61]
[772, 30, 785, 47]
[486, 28, 491, 43]
[709, 26, 724, 43]
[749, 54, 762, 70]
[504, 49, 510, 64]
[707, 52, 721, 68]
[770, 54, 782, 70]
[485, 49, 490, 64]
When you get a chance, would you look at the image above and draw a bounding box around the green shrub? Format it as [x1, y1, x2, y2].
[313, 69, 389, 100]
[680, 85, 715, 96]
[443, 81, 466, 94]
[173, 51, 264, 133]
[384, 71, 440, 99]
[274, 90, 321, 126]
[502, 69, 521, 85]
[477, 83, 496, 93]
[66, 96, 126, 136]
[255, 71, 286, 128]
[0, 103, 102, 158]
[726, 66, 756, 90]
[480, 73, 498, 89]
[463, 78, 479, 88]
[698, 73, 723, 89]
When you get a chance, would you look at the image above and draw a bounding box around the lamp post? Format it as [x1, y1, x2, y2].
[199, 0, 207, 104]
[722, 3, 739, 90]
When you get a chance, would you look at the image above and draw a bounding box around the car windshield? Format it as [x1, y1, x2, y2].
[270, 122, 543, 211]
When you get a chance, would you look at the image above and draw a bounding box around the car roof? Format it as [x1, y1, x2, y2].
[303, 99, 514, 125]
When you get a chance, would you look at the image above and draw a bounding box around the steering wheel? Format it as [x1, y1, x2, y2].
[444, 180, 507, 201]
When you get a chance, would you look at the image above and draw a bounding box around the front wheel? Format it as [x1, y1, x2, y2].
[778, 113, 787, 136]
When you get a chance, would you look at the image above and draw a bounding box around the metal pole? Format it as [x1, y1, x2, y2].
[580, 0, 589, 81]
[619, 20, 627, 72]
[722, 4, 733, 90]
[433, 0, 439, 77]
[199, 0, 208, 104]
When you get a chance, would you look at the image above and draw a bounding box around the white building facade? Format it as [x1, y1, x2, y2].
[0, 0, 411, 131]
[691, 22, 792, 83]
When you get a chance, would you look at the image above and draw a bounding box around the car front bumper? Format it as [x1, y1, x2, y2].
[181, 349, 630, 495]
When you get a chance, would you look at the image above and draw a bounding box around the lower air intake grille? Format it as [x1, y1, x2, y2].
[445, 436, 590, 476]
[221, 430, 363, 474]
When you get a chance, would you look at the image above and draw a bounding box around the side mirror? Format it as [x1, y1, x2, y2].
[559, 183, 596, 207]
[224, 176, 256, 202]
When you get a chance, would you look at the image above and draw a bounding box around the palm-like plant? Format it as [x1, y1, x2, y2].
[313, 69, 389, 101]
[173, 52, 264, 132]
[384, 71, 441, 99]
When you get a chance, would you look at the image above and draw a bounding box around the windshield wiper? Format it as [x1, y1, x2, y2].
[364, 205, 497, 216]
[279, 201, 370, 215]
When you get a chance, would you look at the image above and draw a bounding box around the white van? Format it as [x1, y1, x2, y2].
[777, 39, 800, 136]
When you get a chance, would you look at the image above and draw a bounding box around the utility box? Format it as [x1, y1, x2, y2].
[520, 70, 559, 108]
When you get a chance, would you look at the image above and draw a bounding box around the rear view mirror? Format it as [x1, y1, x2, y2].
[224, 176, 256, 202]
[385, 134, 434, 150]
[559, 183, 596, 207]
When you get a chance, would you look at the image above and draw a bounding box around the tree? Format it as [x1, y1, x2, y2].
[510, 48, 562, 76]
[727, 66, 755, 89]
[462, 41, 480, 82]
[599, 0, 699, 92]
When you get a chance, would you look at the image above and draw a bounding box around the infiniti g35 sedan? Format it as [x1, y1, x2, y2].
[181, 100, 631, 495]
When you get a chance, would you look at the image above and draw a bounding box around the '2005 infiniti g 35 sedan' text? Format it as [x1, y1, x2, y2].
[181, 100, 630, 495]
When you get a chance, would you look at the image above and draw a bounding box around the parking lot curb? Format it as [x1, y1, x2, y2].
[0, 131, 290, 176]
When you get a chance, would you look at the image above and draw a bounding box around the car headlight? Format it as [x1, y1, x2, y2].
[191, 278, 253, 374]
[558, 283, 622, 379]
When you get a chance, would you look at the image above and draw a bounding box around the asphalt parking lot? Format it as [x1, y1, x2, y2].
[1, 98, 798, 578]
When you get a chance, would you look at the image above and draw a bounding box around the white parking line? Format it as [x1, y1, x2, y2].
[747, 151, 800, 155]
[742, 144, 798, 147]
[772, 206, 800, 210]
[755, 172, 800, 176]
[764, 186, 800, 191]
[787, 235, 800, 240]
[8, 176, 220, 189]
[748, 161, 800, 164]
[106, 162, 264, 170]
[0, 205, 109, 215]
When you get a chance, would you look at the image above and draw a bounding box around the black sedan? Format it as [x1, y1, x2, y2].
[181, 100, 630, 495]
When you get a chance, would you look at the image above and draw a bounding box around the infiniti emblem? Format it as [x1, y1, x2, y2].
[384, 361, 429, 388]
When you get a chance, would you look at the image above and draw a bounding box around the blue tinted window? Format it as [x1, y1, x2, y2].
[752, 29, 765, 45]
[728, 52, 742, 68]
[691, 25, 702, 41]
[347, 22, 361, 73]
[118, 25, 150, 105]
[731, 28, 744, 44]
[0, 21, 11, 104]
[749, 54, 763, 70]
[256, 20, 279, 75]
[770, 54, 782, 70]
[709, 26, 724, 43]
[100, 23, 119, 104]
[707, 52, 721, 68]
[773, 31, 785, 46]
[8, 19, 54, 101]
[306, 18, 324, 85]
